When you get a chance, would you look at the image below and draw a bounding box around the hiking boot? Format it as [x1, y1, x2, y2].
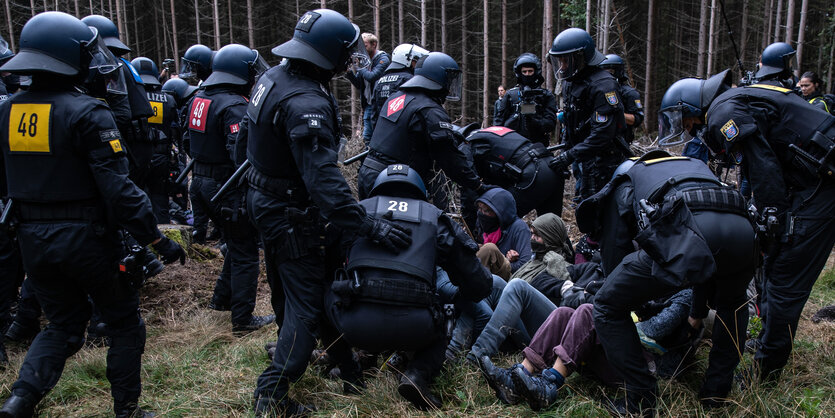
[477, 355, 522, 405]
[254, 396, 314, 418]
[233, 315, 275, 333]
[208, 299, 231, 312]
[397, 370, 441, 410]
[4, 319, 39, 343]
[0, 392, 38, 418]
[510, 366, 560, 411]
[114, 402, 155, 418]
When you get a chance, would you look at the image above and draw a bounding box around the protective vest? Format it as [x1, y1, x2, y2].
[371, 70, 412, 115]
[625, 156, 722, 204]
[144, 89, 177, 143]
[1, 90, 109, 201]
[246, 64, 340, 179]
[466, 127, 546, 180]
[347, 196, 440, 287]
[369, 91, 438, 164]
[188, 88, 238, 164]
[563, 67, 624, 148]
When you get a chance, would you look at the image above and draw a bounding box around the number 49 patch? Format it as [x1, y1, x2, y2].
[8, 103, 52, 153]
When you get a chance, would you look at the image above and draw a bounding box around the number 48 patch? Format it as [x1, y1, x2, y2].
[8, 103, 51, 153]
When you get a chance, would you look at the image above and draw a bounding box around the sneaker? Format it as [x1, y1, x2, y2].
[510, 366, 560, 411]
[232, 315, 276, 333]
[477, 356, 522, 405]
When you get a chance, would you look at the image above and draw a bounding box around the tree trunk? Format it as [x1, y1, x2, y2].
[501, 0, 506, 89]
[30, 0, 35, 16]
[4, 0, 13, 51]
[398, 0, 404, 44]
[785, 0, 795, 44]
[153, 3, 161, 63]
[441, 0, 447, 53]
[460, 0, 467, 122]
[171, 0, 180, 72]
[643, 0, 655, 132]
[348, 0, 357, 136]
[482, 0, 489, 126]
[212, 0, 220, 50]
[74, 0, 79, 16]
[119, 0, 129, 54]
[773, 0, 783, 43]
[374, 0, 380, 40]
[610, 1, 634, 85]
[421, 0, 426, 47]
[160, 0, 169, 63]
[194, 0, 201, 45]
[795, 0, 808, 75]
[107, 0, 113, 20]
[227, 0, 233, 44]
[390, 2, 395, 51]
[706, 0, 716, 76]
[246, 0, 253, 47]
[543, 0, 553, 91]
[585, 0, 591, 32]
[763, 0, 773, 50]
[131, 0, 138, 53]
[601, 0, 610, 53]
[740, 0, 749, 64]
[827, 36, 834, 91]
[697, 0, 708, 78]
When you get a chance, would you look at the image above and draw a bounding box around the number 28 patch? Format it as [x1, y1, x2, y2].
[8, 103, 51, 153]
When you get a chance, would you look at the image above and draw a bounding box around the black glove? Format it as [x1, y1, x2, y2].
[475, 183, 499, 196]
[364, 212, 412, 253]
[152, 236, 186, 265]
[548, 151, 573, 174]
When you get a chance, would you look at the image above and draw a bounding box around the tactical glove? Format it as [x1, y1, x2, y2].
[364, 212, 412, 253]
[548, 151, 574, 174]
[152, 236, 186, 265]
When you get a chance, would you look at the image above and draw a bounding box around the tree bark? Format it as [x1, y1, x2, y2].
[120, 0, 129, 53]
[794, 0, 808, 75]
[697, 0, 708, 78]
[763, 0, 773, 50]
[706, 0, 716, 76]
[348, 0, 357, 135]
[543, 0, 553, 91]
[461, 0, 467, 122]
[160, 0, 169, 63]
[773, 0, 783, 43]
[246, 0, 253, 47]
[501, 0, 506, 89]
[441, 0, 447, 53]
[74, 0, 79, 16]
[227, 0, 233, 44]
[740, 0, 749, 63]
[30, 0, 35, 17]
[421, 0, 426, 47]
[643, 0, 655, 132]
[5, 0, 13, 51]
[194, 0, 201, 45]
[398, 0, 404, 44]
[785, 0, 795, 44]
[212, 0, 220, 50]
[483, 0, 489, 126]
[374, 0, 380, 40]
[601, 0, 610, 53]
[585, 0, 591, 33]
[171, 0, 180, 72]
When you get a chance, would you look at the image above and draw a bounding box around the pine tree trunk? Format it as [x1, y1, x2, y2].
[441, 0, 447, 53]
[161, 0, 169, 63]
[374, 0, 380, 40]
[194, 0, 201, 45]
[827, 37, 834, 91]
[30, 0, 35, 16]
[74, 0, 78, 16]
[697, 0, 708, 78]
[120, 0, 129, 53]
[227, 0, 233, 44]
[421, 0, 426, 46]
[740, 0, 749, 63]
[131, 0, 138, 53]
[482, 0, 489, 126]
[246, 0, 253, 47]
[543, 0, 553, 91]
[773, 0, 783, 42]
[171, 0, 180, 72]
[706, 0, 716, 75]
[501, 0, 506, 89]
[212, 0, 220, 50]
[398, 0, 404, 44]
[348, 0, 357, 136]
[763, 0, 773, 50]
[785, 0, 795, 44]
[5, 0, 14, 50]
[461, 0, 467, 122]
[585, 0, 591, 32]
[643, 0, 655, 132]
[601, 0, 610, 53]
[795, 0, 808, 75]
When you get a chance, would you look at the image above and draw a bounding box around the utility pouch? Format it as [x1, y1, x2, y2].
[284, 206, 323, 259]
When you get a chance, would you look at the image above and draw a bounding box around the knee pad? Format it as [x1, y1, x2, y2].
[41, 324, 85, 358]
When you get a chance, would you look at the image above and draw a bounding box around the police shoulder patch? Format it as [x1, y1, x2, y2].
[386, 94, 407, 117]
[605, 91, 619, 105]
[635, 99, 643, 109]
[301, 113, 325, 129]
[594, 112, 608, 123]
[720, 119, 739, 142]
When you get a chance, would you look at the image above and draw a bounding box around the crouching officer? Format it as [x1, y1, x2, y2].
[327, 165, 492, 410]
[246, 9, 413, 416]
[0, 12, 185, 417]
[576, 148, 756, 413]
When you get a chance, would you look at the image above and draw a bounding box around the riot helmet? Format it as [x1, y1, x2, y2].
[756, 42, 796, 80]
[388, 43, 429, 71]
[130, 57, 161, 86]
[548, 28, 605, 81]
[180, 44, 214, 83]
[202, 44, 268, 88]
[81, 14, 130, 56]
[600, 54, 627, 83]
[0, 35, 13, 65]
[272, 9, 370, 75]
[370, 164, 427, 200]
[161, 77, 198, 106]
[399, 52, 462, 101]
[658, 69, 732, 147]
[513, 53, 544, 88]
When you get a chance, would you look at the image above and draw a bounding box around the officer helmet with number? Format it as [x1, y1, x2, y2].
[202, 44, 268, 88]
[548, 28, 605, 81]
[130, 57, 161, 86]
[180, 44, 214, 82]
[600, 54, 627, 82]
[388, 43, 429, 71]
[658, 69, 732, 147]
[756, 42, 796, 80]
[400, 52, 462, 101]
[81, 14, 130, 56]
[162, 78, 198, 106]
[513, 53, 544, 87]
[370, 164, 427, 200]
[271, 9, 370, 73]
[0, 35, 14, 64]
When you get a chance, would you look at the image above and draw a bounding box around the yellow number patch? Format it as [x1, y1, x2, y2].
[148, 101, 164, 125]
[109, 139, 123, 153]
[8, 103, 51, 153]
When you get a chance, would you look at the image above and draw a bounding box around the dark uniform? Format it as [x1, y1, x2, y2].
[110, 60, 155, 186]
[493, 86, 558, 146]
[369, 69, 413, 125]
[704, 83, 835, 380]
[143, 89, 178, 223]
[359, 90, 483, 204]
[577, 154, 756, 409]
[619, 83, 644, 143]
[187, 86, 260, 325]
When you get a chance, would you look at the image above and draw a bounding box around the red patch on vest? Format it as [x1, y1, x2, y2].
[229, 123, 240, 134]
[387, 94, 407, 117]
[189, 97, 213, 132]
[480, 126, 514, 136]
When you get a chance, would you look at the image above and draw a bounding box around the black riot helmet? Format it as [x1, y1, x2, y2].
[658, 69, 732, 147]
[161, 77, 198, 106]
[370, 164, 428, 200]
[202, 44, 268, 89]
[756, 42, 796, 80]
[400, 52, 462, 101]
[130, 56, 161, 86]
[600, 54, 627, 83]
[513, 53, 544, 88]
[180, 44, 214, 83]
[81, 14, 130, 56]
[271, 9, 370, 75]
[548, 28, 605, 81]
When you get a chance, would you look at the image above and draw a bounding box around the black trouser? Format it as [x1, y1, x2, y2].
[146, 148, 172, 224]
[190, 175, 260, 324]
[593, 211, 754, 402]
[10, 221, 145, 411]
[513, 159, 565, 217]
[124, 140, 153, 191]
[756, 184, 835, 377]
[579, 152, 623, 202]
[0, 232, 25, 329]
[247, 188, 352, 401]
[10, 278, 41, 331]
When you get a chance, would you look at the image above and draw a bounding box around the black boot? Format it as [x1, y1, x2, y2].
[232, 315, 276, 333]
[254, 396, 314, 418]
[0, 392, 38, 418]
[477, 356, 522, 405]
[192, 229, 207, 245]
[264, 341, 277, 360]
[510, 366, 560, 411]
[603, 390, 656, 417]
[114, 402, 155, 418]
[397, 369, 441, 410]
[4, 319, 39, 343]
[340, 359, 366, 395]
[0, 340, 8, 368]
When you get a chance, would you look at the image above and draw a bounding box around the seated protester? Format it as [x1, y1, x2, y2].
[478, 289, 696, 411]
[476, 188, 532, 277]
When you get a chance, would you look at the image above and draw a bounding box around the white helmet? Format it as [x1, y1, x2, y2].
[388, 43, 429, 71]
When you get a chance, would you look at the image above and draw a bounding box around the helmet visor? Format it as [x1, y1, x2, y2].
[87, 34, 127, 95]
[0, 37, 9, 57]
[252, 52, 270, 79]
[657, 107, 691, 146]
[445, 70, 463, 101]
[179, 58, 201, 82]
[548, 51, 582, 82]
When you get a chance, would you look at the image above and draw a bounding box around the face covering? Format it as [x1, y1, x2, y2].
[477, 211, 500, 233]
[531, 239, 549, 257]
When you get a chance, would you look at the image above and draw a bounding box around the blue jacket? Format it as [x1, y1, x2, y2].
[477, 188, 532, 272]
[347, 50, 390, 108]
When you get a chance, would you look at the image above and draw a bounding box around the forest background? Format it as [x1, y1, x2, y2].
[2, 0, 834, 141]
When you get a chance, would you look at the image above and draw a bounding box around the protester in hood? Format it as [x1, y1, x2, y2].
[475, 188, 532, 276]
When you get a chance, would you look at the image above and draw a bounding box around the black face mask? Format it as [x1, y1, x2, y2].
[531, 239, 549, 257]
[477, 211, 500, 233]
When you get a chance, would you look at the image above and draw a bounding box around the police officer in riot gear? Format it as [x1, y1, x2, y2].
[493, 53, 558, 146]
[369, 43, 429, 128]
[162, 77, 198, 211]
[180, 44, 214, 85]
[660, 69, 835, 384]
[132, 57, 179, 224]
[547, 28, 627, 201]
[245, 9, 413, 415]
[751, 42, 798, 89]
[0, 12, 185, 417]
[328, 164, 492, 410]
[576, 147, 756, 413]
[358, 52, 487, 206]
[600, 54, 644, 144]
[187, 43, 272, 331]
